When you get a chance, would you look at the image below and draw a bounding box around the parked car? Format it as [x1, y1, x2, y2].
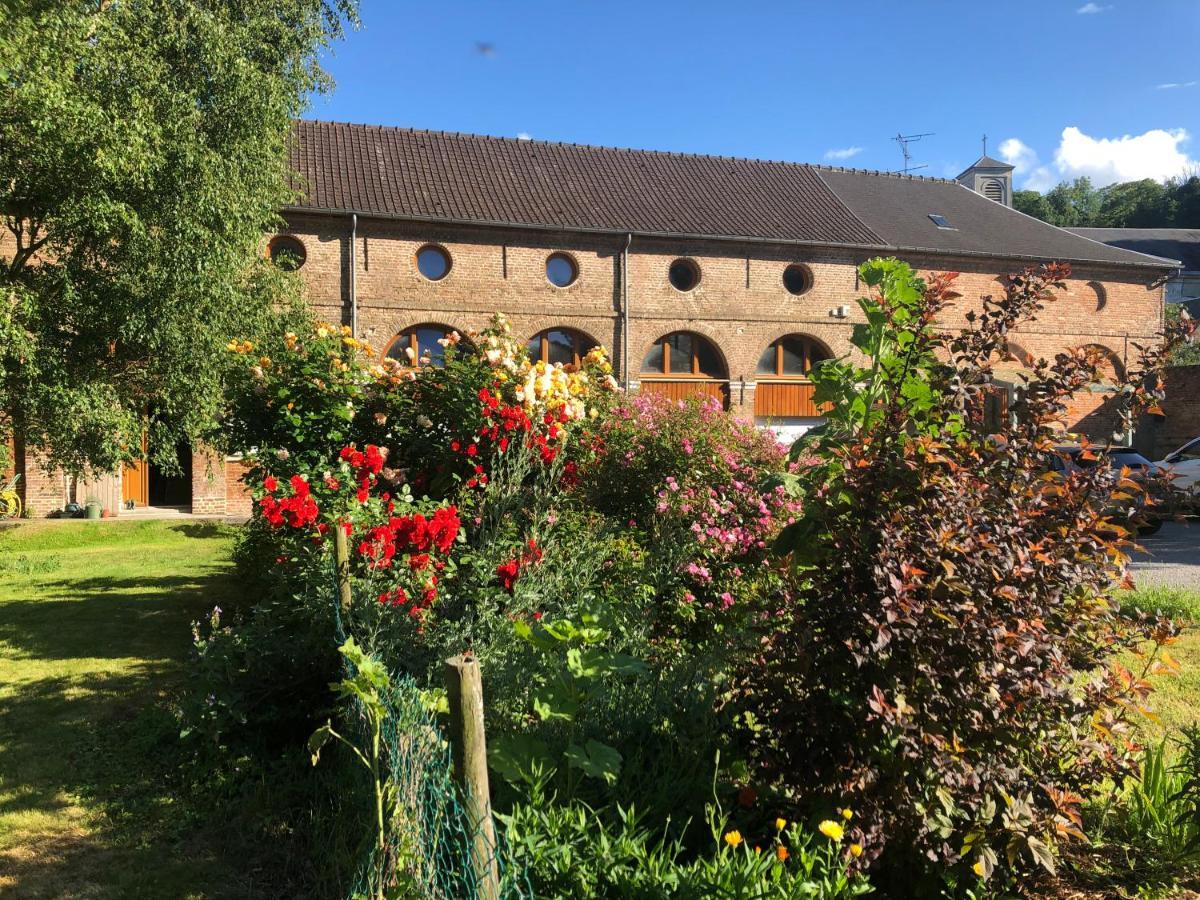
[1049, 445, 1168, 535]
[1156, 436, 1200, 492]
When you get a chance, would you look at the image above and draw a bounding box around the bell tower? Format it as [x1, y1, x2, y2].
[956, 136, 1015, 207]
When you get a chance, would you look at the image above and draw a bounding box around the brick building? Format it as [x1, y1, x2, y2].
[7, 122, 1178, 516]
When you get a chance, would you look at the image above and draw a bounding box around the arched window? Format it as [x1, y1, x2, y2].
[756, 335, 831, 379]
[527, 328, 596, 367]
[641, 332, 725, 378]
[384, 323, 461, 368]
[1088, 280, 1108, 311]
[267, 235, 306, 270]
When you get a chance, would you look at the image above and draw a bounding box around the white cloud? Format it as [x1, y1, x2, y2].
[824, 146, 863, 161]
[998, 137, 1056, 192]
[1076, 2, 1110, 13]
[1054, 126, 1195, 185]
[516, 132, 532, 141]
[999, 127, 1197, 191]
[1156, 81, 1197, 90]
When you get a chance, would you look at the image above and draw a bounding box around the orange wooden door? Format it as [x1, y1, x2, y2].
[754, 381, 827, 418]
[640, 379, 729, 408]
[122, 432, 149, 507]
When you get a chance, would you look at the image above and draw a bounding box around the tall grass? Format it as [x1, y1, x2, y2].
[1118, 586, 1200, 623]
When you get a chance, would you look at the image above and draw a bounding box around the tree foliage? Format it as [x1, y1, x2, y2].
[0, 0, 358, 474]
[753, 258, 1194, 889]
[1015, 173, 1200, 229]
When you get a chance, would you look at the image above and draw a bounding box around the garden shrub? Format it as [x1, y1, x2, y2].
[753, 258, 1192, 890]
[203, 312, 813, 892]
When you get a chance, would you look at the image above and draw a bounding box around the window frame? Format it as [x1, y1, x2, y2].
[667, 257, 702, 293]
[545, 252, 579, 288]
[414, 243, 453, 282]
[383, 323, 460, 368]
[782, 263, 814, 296]
[641, 332, 725, 380]
[267, 234, 307, 271]
[527, 327, 595, 367]
[756, 335, 831, 380]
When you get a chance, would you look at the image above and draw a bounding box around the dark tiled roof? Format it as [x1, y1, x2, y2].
[287, 120, 1172, 269]
[961, 154, 1015, 171]
[288, 120, 879, 246]
[1067, 228, 1198, 270]
[818, 171, 1168, 267]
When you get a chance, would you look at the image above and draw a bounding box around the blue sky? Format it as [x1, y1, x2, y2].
[313, 0, 1200, 192]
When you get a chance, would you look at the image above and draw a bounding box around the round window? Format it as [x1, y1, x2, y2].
[546, 253, 578, 288]
[668, 258, 701, 292]
[416, 244, 452, 281]
[268, 235, 306, 271]
[782, 264, 813, 295]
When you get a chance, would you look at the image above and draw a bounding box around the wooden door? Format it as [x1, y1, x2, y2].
[639, 379, 729, 408]
[122, 432, 149, 508]
[754, 381, 827, 418]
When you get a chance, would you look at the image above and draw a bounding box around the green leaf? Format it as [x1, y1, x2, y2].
[564, 740, 623, 785]
[308, 722, 334, 767]
[488, 734, 553, 785]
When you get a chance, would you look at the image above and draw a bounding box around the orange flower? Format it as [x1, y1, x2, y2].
[776, 846, 789, 861]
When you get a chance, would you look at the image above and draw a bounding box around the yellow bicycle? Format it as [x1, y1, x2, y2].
[0, 474, 22, 519]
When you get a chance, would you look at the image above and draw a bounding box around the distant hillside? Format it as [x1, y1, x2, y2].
[1013, 174, 1200, 229]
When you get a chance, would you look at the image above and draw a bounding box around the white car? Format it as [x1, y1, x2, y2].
[1157, 437, 1200, 491]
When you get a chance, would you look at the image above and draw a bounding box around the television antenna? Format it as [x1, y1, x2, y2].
[892, 132, 934, 174]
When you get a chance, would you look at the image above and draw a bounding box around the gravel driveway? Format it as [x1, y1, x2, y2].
[1129, 520, 1200, 591]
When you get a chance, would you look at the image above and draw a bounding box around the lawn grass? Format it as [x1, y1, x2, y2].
[1118, 586, 1200, 740]
[0, 520, 247, 898]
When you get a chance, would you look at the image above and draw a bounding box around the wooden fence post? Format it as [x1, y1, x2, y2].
[333, 523, 353, 615]
[444, 653, 500, 899]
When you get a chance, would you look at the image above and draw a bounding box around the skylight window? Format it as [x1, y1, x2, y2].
[928, 214, 955, 230]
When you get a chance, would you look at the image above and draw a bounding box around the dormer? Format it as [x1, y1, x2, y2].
[956, 155, 1015, 207]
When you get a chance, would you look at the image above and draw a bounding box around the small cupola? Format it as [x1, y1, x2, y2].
[957, 150, 1015, 208]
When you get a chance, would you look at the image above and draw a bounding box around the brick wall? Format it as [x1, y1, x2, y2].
[4, 212, 1169, 516]
[279, 213, 1164, 425]
[1151, 365, 1200, 458]
[190, 445, 228, 516]
[225, 458, 253, 517]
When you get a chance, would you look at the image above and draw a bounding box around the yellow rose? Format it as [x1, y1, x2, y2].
[841, 808, 853, 820]
[849, 843, 863, 858]
[775, 818, 787, 831]
[817, 820, 844, 842]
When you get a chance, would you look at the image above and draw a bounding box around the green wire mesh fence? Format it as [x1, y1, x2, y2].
[332, 581, 529, 899]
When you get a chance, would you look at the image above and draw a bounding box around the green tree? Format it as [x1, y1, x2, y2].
[0, 0, 357, 475]
[1044, 176, 1102, 226]
[1097, 178, 1173, 228]
[1013, 190, 1051, 221]
[1168, 173, 1200, 228]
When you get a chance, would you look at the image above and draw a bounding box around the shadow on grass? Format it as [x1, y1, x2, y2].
[0, 669, 255, 899]
[0, 571, 243, 661]
[0, 560, 265, 897]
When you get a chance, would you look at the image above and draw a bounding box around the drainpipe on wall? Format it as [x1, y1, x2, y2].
[621, 233, 632, 389]
[349, 213, 358, 339]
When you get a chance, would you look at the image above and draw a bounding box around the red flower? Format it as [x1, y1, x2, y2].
[263, 475, 278, 492]
[495, 559, 520, 593]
